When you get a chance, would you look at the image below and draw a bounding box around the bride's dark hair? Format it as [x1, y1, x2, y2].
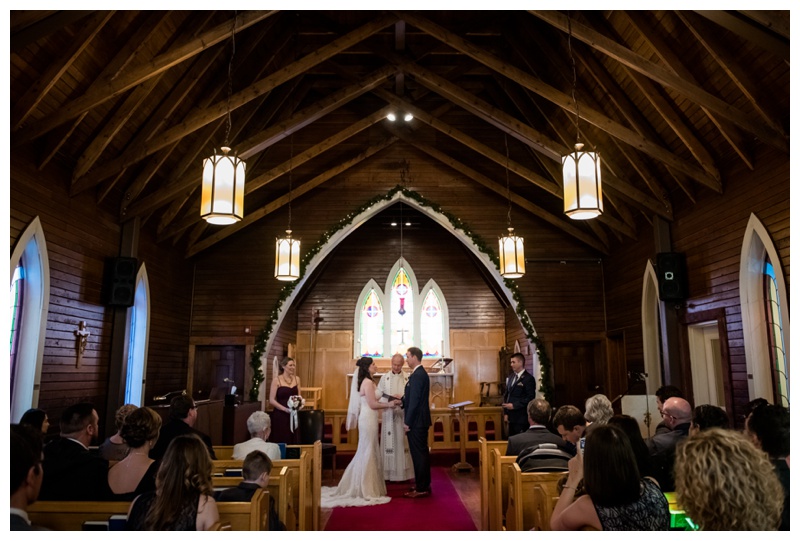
[356, 356, 373, 390]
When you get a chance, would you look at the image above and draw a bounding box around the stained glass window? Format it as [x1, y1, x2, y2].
[420, 289, 443, 357]
[10, 263, 24, 398]
[764, 260, 789, 406]
[390, 268, 414, 355]
[359, 289, 384, 357]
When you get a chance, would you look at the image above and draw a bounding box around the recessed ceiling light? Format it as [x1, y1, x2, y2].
[390, 222, 397, 226]
[404, 113, 413, 121]
[387, 113, 396, 121]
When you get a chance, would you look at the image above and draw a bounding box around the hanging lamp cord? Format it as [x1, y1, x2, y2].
[505, 133, 513, 228]
[288, 134, 293, 231]
[224, 12, 237, 148]
[567, 13, 581, 145]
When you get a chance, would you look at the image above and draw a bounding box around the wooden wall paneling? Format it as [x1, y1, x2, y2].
[451, 329, 505, 405]
[296, 330, 353, 410]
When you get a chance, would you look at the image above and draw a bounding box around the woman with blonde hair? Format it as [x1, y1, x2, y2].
[108, 407, 161, 500]
[99, 403, 137, 460]
[674, 428, 783, 530]
[126, 434, 219, 530]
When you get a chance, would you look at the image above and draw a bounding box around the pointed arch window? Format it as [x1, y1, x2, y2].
[764, 260, 788, 406]
[354, 260, 449, 358]
[10, 263, 24, 395]
[390, 268, 415, 355]
[124, 265, 151, 405]
[359, 289, 384, 357]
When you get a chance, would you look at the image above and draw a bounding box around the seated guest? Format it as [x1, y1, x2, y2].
[553, 405, 586, 455]
[40, 402, 112, 501]
[232, 411, 281, 461]
[127, 434, 219, 531]
[654, 385, 684, 434]
[19, 408, 50, 437]
[646, 396, 691, 492]
[215, 450, 286, 530]
[689, 404, 729, 435]
[108, 407, 162, 500]
[584, 394, 613, 426]
[607, 414, 655, 479]
[550, 424, 669, 531]
[505, 398, 569, 456]
[99, 403, 137, 461]
[675, 428, 783, 530]
[10, 424, 46, 531]
[745, 404, 790, 530]
[150, 395, 216, 461]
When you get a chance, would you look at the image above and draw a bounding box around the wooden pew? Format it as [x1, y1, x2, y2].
[213, 448, 312, 531]
[288, 442, 322, 531]
[213, 466, 297, 531]
[478, 437, 507, 530]
[213, 445, 234, 460]
[505, 464, 565, 531]
[490, 448, 517, 530]
[26, 489, 271, 531]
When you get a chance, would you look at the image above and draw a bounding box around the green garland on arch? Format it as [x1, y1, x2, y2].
[249, 185, 554, 403]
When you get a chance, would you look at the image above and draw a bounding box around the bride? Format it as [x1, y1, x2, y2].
[321, 357, 401, 507]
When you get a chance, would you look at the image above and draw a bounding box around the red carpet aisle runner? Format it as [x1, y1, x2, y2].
[324, 467, 477, 531]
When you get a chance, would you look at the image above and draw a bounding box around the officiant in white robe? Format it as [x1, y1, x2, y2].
[377, 354, 415, 481]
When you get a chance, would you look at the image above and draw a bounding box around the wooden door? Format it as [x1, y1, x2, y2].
[552, 341, 602, 408]
[194, 346, 245, 401]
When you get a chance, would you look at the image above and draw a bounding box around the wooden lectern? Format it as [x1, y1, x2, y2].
[449, 400, 475, 472]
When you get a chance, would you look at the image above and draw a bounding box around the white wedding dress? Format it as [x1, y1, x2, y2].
[321, 388, 390, 507]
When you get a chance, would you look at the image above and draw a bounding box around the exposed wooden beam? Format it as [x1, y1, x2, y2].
[395, 12, 723, 191]
[11, 10, 92, 52]
[69, 14, 397, 191]
[529, 10, 788, 151]
[738, 11, 789, 40]
[391, 128, 609, 254]
[694, 10, 789, 61]
[13, 10, 277, 143]
[677, 11, 787, 137]
[12, 11, 115, 130]
[622, 11, 754, 169]
[183, 135, 399, 257]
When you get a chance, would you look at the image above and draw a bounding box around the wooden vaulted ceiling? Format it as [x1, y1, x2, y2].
[10, 10, 790, 256]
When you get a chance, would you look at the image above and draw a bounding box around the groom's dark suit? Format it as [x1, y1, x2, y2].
[404, 364, 432, 493]
[504, 370, 537, 437]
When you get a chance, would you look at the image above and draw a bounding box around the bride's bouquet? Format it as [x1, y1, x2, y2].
[288, 395, 305, 433]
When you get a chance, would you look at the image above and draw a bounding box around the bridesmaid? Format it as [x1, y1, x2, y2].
[268, 357, 302, 444]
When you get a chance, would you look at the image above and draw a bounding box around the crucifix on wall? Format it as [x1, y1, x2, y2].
[74, 321, 90, 368]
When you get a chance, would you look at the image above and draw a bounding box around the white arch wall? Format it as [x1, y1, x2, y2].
[641, 260, 662, 396]
[740, 213, 790, 402]
[260, 191, 536, 380]
[9, 216, 51, 422]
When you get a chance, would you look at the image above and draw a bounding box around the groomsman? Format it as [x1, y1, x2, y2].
[501, 352, 537, 438]
[403, 347, 432, 498]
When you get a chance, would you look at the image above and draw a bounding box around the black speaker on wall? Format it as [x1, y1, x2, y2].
[103, 257, 138, 307]
[656, 252, 687, 301]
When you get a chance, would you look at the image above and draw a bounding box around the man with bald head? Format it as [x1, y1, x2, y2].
[647, 396, 692, 491]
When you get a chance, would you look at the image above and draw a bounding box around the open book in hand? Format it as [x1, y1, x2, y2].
[382, 392, 402, 402]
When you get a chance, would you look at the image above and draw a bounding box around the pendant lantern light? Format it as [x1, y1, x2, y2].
[562, 14, 602, 220]
[201, 14, 245, 225]
[499, 134, 525, 278]
[275, 135, 300, 281]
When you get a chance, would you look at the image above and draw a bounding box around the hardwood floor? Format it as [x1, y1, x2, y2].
[319, 450, 482, 530]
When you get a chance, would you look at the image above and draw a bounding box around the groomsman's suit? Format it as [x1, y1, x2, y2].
[503, 361, 537, 438]
[403, 349, 432, 496]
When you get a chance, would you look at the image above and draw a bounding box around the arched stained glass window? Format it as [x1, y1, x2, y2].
[354, 261, 449, 359]
[764, 260, 789, 406]
[10, 262, 24, 396]
[420, 288, 443, 357]
[390, 268, 414, 355]
[359, 289, 384, 357]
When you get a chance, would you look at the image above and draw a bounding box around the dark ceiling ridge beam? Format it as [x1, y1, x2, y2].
[13, 10, 277, 144]
[394, 11, 722, 193]
[70, 13, 398, 193]
[695, 10, 789, 60]
[529, 10, 788, 151]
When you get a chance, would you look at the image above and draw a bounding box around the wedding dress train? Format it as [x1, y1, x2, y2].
[321, 390, 390, 507]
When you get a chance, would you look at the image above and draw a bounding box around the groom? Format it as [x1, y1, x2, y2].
[402, 346, 432, 498]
